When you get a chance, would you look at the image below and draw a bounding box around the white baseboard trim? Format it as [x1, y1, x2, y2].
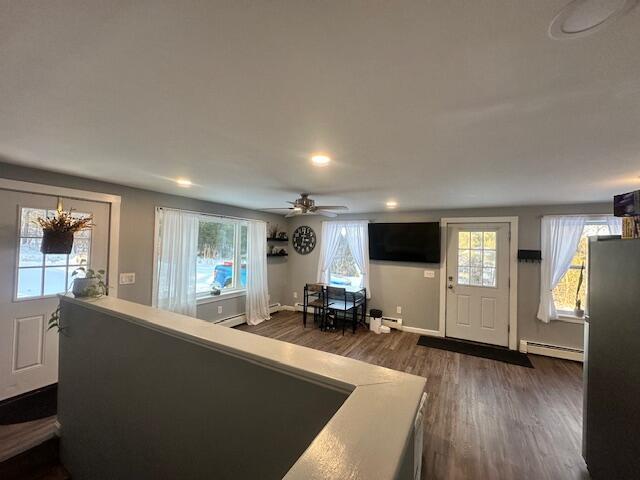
[402, 326, 444, 337]
[519, 339, 584, 362]
[215, 303, 283, 328]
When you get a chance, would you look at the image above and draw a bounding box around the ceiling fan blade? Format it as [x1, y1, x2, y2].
[285, 210, 302, 218]
[316, 210, 338, 217]
[313, 206, 348, 210]
[262, 207, 295, 210]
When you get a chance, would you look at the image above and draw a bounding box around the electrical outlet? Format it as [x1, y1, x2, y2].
[423, 270, 435, 278]
[217, 306, 223, 314]
[119, 273, 136, 285]
[396, 306, 402, 315]
[293, 291, 298, 299]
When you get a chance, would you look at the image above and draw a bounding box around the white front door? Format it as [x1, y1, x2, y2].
[0, 190, 110, 401]
[445, 223, 510, 347]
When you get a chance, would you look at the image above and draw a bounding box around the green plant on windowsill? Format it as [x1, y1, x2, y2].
[48, 262, 108, 332]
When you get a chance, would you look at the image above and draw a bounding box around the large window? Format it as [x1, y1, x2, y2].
[16, 207, 91, 299]
[196, 217, 247, 297]
[329, 227, 363, 288]
[552, 219, 617, 315]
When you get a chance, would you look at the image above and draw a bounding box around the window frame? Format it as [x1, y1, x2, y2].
[553, 216, 617, 320]
[14, 206, 93, 302]
[328, 227, 364, 288]
[195, 215, 248, 302]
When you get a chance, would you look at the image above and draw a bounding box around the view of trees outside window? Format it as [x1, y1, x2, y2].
[552, 223, 612, 313]
[197, 220, 247, 295]
[329, 228, 362, 287]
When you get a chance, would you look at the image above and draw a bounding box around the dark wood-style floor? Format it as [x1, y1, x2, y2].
[238, 311, 589, 480]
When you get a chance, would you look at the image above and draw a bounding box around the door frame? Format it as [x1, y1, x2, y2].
[0, 178, 121, 298]
[439, 216, 518, 350]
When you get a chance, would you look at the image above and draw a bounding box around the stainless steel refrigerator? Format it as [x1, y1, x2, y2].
[583, 237, 640, 479]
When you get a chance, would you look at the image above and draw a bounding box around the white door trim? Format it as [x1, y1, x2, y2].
[0, 178, 121, 298]
[439, 216, 518, 350]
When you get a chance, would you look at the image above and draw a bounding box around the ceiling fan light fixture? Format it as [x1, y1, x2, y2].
[549, 0, 637, 39]
[386, 200, 398, 208]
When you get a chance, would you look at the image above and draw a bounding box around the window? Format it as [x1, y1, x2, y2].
[457, 231, 497, 287]
[196, 217, 247, 297]
[552, 219, 615, 315]
[329, 227, 363, 288]
[16, 207, 91, 299]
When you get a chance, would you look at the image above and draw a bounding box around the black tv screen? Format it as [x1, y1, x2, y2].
[368, 223, 440, 263]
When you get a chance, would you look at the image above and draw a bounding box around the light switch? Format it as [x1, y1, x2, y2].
[217, 306, 223, 314]
[119, 273, 136, 285]
[293, 291, 298, 299]
[424, 270, 435, 278]
[396, 306, 402, 315]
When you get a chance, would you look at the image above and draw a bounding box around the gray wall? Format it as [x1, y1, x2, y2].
[287, 203, 610, 350]
[0, 160, 288, 322]
[58, 300, 347, 480]
[1, 160, 608, 349]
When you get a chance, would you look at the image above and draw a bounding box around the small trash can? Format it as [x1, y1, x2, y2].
[369, 309, 383, 334]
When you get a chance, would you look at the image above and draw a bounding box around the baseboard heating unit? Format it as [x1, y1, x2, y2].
[519, 340, 583, 362]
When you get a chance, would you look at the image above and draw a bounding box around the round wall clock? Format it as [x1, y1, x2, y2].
[292, 226, 316, 255]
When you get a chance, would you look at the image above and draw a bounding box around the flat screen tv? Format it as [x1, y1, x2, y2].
[368, 222, 440, 263]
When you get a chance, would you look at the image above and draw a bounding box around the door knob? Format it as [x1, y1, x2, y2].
[448, 284, 454, 290]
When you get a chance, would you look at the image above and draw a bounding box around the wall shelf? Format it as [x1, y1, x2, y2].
[267, 253, 288, 257]
[267, 237, 289, 242]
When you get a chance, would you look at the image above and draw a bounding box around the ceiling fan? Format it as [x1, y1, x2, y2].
[264, 193, 348, 217]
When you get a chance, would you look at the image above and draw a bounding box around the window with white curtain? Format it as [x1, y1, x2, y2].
[329, 227, 363, 287]
[552, 217, 620, 315]
[196, 217, 248, 297]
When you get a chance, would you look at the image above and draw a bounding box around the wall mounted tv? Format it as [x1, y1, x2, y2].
[368, 222, 441, 263]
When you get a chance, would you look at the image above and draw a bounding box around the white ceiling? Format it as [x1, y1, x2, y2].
[1, 1, 639, 213]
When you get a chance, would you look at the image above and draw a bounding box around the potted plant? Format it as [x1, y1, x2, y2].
[36, 209, 94, 254]
[71, 265, 108, 298]
[574, 262, 585, 318]
[48, 263, 108, 332]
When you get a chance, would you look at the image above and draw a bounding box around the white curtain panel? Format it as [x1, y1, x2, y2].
[344, 220, 371, 298]
[537, 215, 587, 323]
[245, 220, 270, 325]
[606, 215, 622, 235]
[316, 221, 345, 284]
[153, 208, 199, 317]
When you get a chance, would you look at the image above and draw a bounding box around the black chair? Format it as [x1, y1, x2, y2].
[303, 283, 328, 328]
[325, 286, 359, 334]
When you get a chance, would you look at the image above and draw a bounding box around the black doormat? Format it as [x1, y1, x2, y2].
[0, 384, 57, 425]
[417, 336, 534, 368]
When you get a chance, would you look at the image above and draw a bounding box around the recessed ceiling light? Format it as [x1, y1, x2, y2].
[311, 154, 331, 167]
[175, 178, 192, 187]
[549, 0, 637, 39]
[386, 200, 398, 208]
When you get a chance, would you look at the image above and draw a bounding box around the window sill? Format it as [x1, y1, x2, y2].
[556, 313, 586, 324]
[197, 290, 246, 305]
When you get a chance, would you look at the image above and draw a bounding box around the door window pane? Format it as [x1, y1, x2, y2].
[45, 253, 67, 266]
[20, 208, 46, 237]
[44, 267, 67, 296]
[69, 239, 90, 266]
[19, 238, 43, 266]
[457, 230, 498, 287]
[17, 268, 43, 298]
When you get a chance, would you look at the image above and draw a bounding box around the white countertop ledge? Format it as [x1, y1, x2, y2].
[60, 295, 426, 480]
